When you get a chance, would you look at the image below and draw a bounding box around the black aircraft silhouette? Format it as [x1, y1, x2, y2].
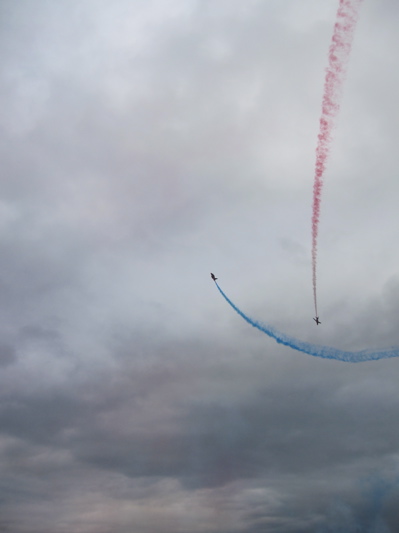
[313, 316, 321, 325]
[210, 273, 217, 281]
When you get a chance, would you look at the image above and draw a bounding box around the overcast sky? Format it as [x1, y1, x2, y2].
[1, 1, 399, 531]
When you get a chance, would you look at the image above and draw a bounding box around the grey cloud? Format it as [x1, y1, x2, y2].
[1, 0, 399, 532]
[0, 343, 17, 367]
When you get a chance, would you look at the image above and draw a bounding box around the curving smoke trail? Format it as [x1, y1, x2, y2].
[312, 0, 363, 317]
[215, 282, 399, 363]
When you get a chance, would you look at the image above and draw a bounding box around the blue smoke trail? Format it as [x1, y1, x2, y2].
[215, 282, 399, 363]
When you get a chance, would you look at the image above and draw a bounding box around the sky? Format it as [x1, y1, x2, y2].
[1, 0, 399, 531]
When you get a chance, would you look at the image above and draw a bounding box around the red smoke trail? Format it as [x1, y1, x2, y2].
[312, 0, 363, 317]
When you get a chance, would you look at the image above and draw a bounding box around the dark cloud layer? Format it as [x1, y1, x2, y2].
[1, 1, 399, 532]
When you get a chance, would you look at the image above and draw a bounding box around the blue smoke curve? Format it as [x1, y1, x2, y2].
[215, 282, 399, 363]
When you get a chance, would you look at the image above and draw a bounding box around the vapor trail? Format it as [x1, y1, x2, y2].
[312, 0, 363, 317]
[216, 283, 399, 363]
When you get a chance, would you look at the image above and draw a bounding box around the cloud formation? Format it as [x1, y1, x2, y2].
[1, 1, 399, 532]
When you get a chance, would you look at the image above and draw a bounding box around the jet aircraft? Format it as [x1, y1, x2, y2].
[313, 316, 321, 325]
[210, 273, 217, 281]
